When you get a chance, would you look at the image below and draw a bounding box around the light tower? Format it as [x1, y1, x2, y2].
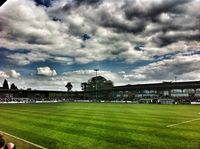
[175, 76, 177, 82]
[94, 69, 99, 100]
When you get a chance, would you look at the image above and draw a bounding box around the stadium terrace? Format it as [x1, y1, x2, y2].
[0, 80, 200, 104]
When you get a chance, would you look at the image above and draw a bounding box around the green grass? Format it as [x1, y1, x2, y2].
[0, 103, 199, 149]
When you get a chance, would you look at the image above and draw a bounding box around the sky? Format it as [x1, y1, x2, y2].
[0, 0, 199, 91]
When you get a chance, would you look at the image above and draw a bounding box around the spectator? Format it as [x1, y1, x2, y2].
[4, 143, 16, 149]
[0, 134, 5, 149]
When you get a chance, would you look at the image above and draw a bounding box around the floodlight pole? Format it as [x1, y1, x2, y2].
[94, 69, 99, 101]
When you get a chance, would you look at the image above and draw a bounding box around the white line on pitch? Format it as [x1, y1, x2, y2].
[167, 118, 200, 128]
[0, 130, 47, 149]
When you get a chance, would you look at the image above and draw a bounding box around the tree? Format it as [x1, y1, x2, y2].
[87, 76, 113, 91]
[10, 83, 18, 90]
[81, 82, 88, 91]
[65, 82, 73, 92]
[3, 79, 9, 89]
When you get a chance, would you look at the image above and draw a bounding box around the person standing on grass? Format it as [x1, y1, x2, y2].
[0, 134, 5, 149]
[4, 143, 16, 149]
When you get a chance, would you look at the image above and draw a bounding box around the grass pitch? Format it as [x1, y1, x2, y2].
[0, 103, 199, 149]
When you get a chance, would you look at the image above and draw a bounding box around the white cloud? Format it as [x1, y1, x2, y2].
[0, 0, 199, 91]
[0, 0, 80, 65]
[131, 54, 200, 81]
[0, 0, 199, 66]
[7, 52, 49, 65]
[9, 70, 21, 79]
[0, 70, 21, 79]
[37, 67, 57, 77]
[0, 71, 9, 78]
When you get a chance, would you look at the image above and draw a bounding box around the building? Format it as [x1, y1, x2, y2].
[0, 81, 200, 103]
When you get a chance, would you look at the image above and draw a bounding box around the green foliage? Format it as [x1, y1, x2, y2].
[0, 104, 199, 149]
[81, 82, 88, 91]
[10, 83, 18, 90]
[3, 79, 9, 89]
[65, 82, 73, 92]
[86, 76, 113, 91]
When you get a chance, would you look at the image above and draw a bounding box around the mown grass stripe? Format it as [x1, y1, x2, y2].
[0, 103, 199, 149]
[0, 108, 174, 136]
[0, 108, 192, 147]
[0, 108, 174, 128]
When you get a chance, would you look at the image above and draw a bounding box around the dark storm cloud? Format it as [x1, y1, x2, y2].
[153, 33, 200, 47]
[109, 46, 128, 56]
[1, 0, 200, 66]
[62, 0, 102, 12]
[145, 22, 197, 36]
[47, 0, 199, 48]
[26, 35, 53, 45]
[123, 0, 191, 20]
[0, 47, 31, 67]
[91, 0, 199, 47]
[5, 29, 53, 45]
[62, 3, 73, 12]
[99, 11, 145, 34]
[74, 0, 102, 6]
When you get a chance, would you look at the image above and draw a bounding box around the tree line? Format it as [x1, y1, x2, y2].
[65, 76, 113, 92]
[2, 79, 18, 90]
[1, 75, 113, 91]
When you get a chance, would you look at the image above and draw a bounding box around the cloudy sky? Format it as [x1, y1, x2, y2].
[0, 0, 199, 91]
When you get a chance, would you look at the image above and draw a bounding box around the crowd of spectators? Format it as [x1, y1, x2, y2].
[0, 97, 25, 103]
[0, 96, 200, 104]
[0, 97, 64, 103]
